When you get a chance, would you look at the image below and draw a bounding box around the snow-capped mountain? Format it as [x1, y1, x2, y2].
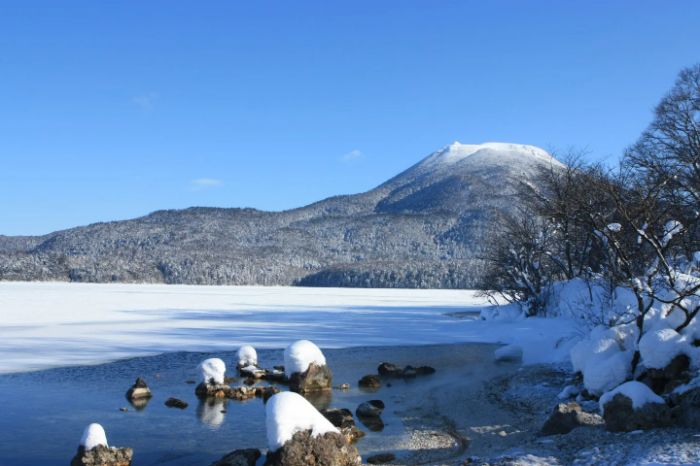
[0, 142, 560, 288]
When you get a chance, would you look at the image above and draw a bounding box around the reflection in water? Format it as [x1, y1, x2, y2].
[302, 390, 333, 411]
[197, 398, 228, 428]
[128, 397, 150, 411]
[357, 414, 385, 432]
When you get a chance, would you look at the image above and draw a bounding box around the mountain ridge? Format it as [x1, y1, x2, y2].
[0, 142, 559, 288]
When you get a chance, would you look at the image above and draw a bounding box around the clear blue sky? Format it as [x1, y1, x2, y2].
[1, 1, 698, 236]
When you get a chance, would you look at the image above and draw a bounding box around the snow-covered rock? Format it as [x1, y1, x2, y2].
[237, 345, 258, 368]
[284, 340, 326, 375]
[80, 423, 108, 450]
[639, 328, 687, 370]
[265, 391, 339, 451]
[599, 381, 671, 432]
[494, 344, 523, 362]
[199, 358, 226, 384]
[582, 350, 633, 395]
[599, 381, 664, 415]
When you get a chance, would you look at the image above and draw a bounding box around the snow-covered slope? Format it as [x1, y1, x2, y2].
[0, 142, 561, 288]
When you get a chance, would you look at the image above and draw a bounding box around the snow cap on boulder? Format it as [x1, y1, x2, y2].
[237, 345, 258, 367]
[199, 358, 226, 384]
[639, 328, 687, 370]
[80, 423, 108, 450]
[265, 391, 339, 451]
[284, 340, 326, 375]
[599, 381, 665, 415]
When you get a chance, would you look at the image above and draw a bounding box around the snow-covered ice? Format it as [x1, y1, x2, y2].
[284, 340, 326, 375]
[80, 423, 108, 450]
[198, 358, 226, 384]
[0, 282, 577, 373]
[265, 391, 338, 451]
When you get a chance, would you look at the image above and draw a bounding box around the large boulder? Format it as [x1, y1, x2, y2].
[70, 445, 133, 466]
[264, 430, 361, 466]
[602, 393, 672, 432]
[540, 402, 603, 435]
[639, 354, 691, 395]
[358, 375, 381, 390]
[211, 448, 261, 466]
[289, 363, 333, 393]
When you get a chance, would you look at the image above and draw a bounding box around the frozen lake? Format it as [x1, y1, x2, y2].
[0, 283, 486, 374]
[0, 282, 575, 374]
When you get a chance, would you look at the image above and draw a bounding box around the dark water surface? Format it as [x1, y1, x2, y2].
[0, 343, 504, 466]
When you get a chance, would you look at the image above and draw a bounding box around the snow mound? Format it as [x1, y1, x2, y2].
[494, 344, 523, 362]
[284, 340, 326, 375]
[80, 423, 108, 450]
[639, 328, 687, 369]
[237, 345, 258, 367]
[599, 381, 665, 415]
[199, 357, 226, 384]
[265, 391, 339, 451]
[583, 350, 633, 395]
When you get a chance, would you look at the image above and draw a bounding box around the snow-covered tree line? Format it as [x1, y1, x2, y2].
[483, 64, 700, 366]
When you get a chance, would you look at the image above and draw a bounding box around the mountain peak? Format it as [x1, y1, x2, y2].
[425, 141, 559, 168]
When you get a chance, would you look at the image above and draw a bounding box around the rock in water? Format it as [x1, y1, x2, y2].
[320, 408, 365, 443]
[199, 358, 227, 385]
[358, 375, 381, 390]
[356, 400, 384, 418]
[125, 377, 152, 408]
[237, 345, 258, 368]
[284, 340, 332, 393]
[70, 445, 133, 466]
[164, 397, 188, 409]
[264, 430, 361, 466]
[540, 402, 602, 435]
[288, 362, 333, 393]
[377, 362, 403, 377]
[211, 448, 261, 466]
[71, 424, 132, 466]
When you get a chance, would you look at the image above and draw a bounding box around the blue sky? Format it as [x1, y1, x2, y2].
[1, 1, 698, 236]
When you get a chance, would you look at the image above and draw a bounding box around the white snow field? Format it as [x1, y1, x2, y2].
[0, 282, 577, 374]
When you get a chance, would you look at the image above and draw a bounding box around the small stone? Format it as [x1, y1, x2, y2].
[125, 377, 152, 402]
[165, 397, 188, 409]
[401, 366, 417, 378]
[377, 362, 403, 377]
[255, 386, 281, 403]
[228, 386, 257, 401]
[334, 383, 350, 390]
[359, 375, 381, 390]
[356, 400, 385, 418]
[119, 407, 128, 412]
[367, 453, 396, 464]
[415, 366, 436, 375]
[195, 381, 232, 399]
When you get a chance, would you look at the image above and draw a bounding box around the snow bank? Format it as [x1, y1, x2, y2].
[494, 344, 523, 362]
[265, 391, 338, 451]
[639, 328, 687, 369]
[80, 423, 108, 450]
[199, 358, 226, 384]
[284, 340, 326, 375]
[237, 345, 258, 367]
[599, 381, 665, 415]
